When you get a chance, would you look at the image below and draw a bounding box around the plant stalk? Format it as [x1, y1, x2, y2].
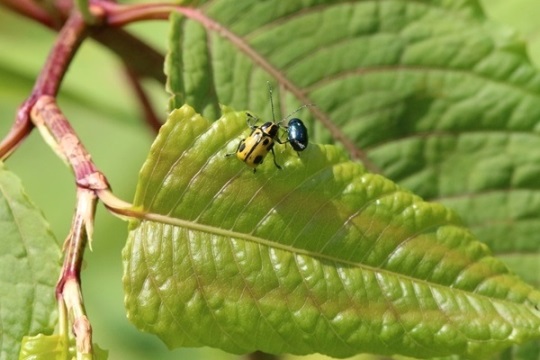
[31, 95, 110, 357]
[0, 11, 88, 159]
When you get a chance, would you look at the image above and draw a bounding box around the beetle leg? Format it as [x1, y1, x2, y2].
[246, 112, 259, 129]
[275, 136, 288, 145]
[225, 139, 244, 157]
[270, 147, 282, 170]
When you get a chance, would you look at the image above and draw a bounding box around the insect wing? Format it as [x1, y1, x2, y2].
[239, 129, 270, 168]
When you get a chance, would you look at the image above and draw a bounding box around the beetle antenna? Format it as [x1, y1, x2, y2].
[267, 81, 316, 124]
[267, 81, 277, 123]
[282, 103, 316, 123]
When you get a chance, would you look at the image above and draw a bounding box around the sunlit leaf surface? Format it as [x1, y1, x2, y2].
[124, 106, 540, 358]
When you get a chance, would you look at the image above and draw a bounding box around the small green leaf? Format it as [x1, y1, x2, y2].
[19, 334, 108, 360]
[0, 162, 61, 360]
[19, 334, 69, 360]
[124, 106, 540, 359]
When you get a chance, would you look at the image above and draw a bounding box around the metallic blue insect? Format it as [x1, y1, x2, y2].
[286, 118, 308, 152]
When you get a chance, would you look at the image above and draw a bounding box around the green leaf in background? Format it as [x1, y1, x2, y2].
[0, 162, 61, 360]
[165, 0, 540, 293]
[124, 105, 540, 359]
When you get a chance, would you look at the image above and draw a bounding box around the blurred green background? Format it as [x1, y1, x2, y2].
[0, 1, 539, 359]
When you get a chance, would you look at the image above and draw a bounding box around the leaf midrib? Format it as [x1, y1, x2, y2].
[136, 209, 535, 311]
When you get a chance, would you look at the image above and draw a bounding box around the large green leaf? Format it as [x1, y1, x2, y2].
[0, 163, 61, 360]
[124, 105, 540, 359]
[164, 0, 540, 292]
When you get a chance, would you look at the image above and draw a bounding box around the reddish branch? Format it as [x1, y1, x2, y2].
[0, 0, 60, 28]
[124, 67, 163, 132]
[32, 95, 110, 189]
[0, 0, 166, 148]
[0, 12, 88, 158]
[31, 94, 109, 356]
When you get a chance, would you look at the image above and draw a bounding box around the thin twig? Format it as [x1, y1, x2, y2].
[0, 11, 89, 159]
[124, 66, 163, 133]
[31, 95, 110, 189]
[0, 0, 166, 83]
[33, 14, 91, 97]
[0, 1, 167, 156]
[0, 0, 58, 28]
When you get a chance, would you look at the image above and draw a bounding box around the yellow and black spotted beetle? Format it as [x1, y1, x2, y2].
[229, 113, 284, 171]
[226, 83, 311, 172]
